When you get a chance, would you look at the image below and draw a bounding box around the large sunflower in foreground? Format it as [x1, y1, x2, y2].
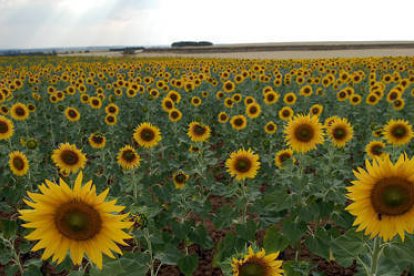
[51, 143, 87, 174]
[0, 115, 14, 140]
[226, 148, 260, 181]
[187, 122, 211, 142]
[19, 172, 133, 269]
[382, 119, 413, 146]
[232, 246, 283, 276]
[133, 122, 162, 148]
[346, 154, 414, 241]
[284, 114, 324, 153]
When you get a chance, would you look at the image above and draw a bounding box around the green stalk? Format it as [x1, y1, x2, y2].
[370, 237, 382, 276]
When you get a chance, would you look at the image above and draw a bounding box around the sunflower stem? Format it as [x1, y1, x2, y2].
[240, 180, 248, 224]
[370, 237, 382, 276]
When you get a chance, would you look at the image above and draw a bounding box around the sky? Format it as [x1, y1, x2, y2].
[1, 0, 414, 49]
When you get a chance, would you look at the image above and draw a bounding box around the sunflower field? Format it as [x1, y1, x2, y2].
[2, 55, 414, 275]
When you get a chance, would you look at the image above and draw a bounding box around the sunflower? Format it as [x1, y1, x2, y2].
[52, 143, 87, 174]
[226, 148, 260, 181]
[231, 246, 283, 276]
[274, 149, 295, 168]
[9, 151, 29, 176]
[89, 96, 102, 109]
[393, 99, 405, 111]
[263, 91, 280, 105]
[230, 115, 247, 131]
[278, 106, 294, 121]
[88, 133, 106, 149]
[64, 107, 80, 122]
[104, 115, 117, 126]
[173, 171, 189, 190]
[244, 96, 256, 106]
[383, 119, 413, 146]
[366, 93, 380, 105]
[191, 96, 202, 107]
[309, 104, 323, 117]
[105, 103, 120, 116]
[167, 90, 181, 103]
[218, 112, 229, 123]
[246, 103, 262, 119]
[349, 94, 362, 105]
[223, 80, 236, 93]
[327, 118, 354, 148]
[232, 93, 242, 103]
[188, 122, 211, 142]
[133, 122, 162, 148]
[162, 97, 175, 112]
[365, 140, 386, 159]
[283, 92, 297, 105]
[346, 154, 414, 241]
[168, 109, 182, 122]
[19, 171, 133, 269]
[284, 114, 324, 153]
[264, 121, 277, 135]
[117, 145, 141, 170]
[10, 103, 30, 121]
[299, 85, 313, 97]
[0, 115, 14, 140]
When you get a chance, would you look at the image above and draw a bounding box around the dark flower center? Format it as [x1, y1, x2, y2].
[68, 110, 77, 118]
[174, 173, 186, 184]
[239, 262, 266, 276]
[371, 177, 414, 217]
[194, 125, 206, 136]
[234, 118, 244, 126]
[122, 150, 136, 162]
[391, 125, 407, 138]
[15, 107, 26, 116]
[235, 157, 252, 173]
[107, 116, 115, 123]
[55, 202, 102, 240]
[61, 150, 79, 165]
[108, 107, 116, 113]
[92, 135, 104, 144]
[141, 128, 155, 141]
[294, 124, 315, 142]
[333, 127, 346, 140]
[371, 145, 383, 155]
[0, 121, 9, 133]
[225, 83, 233, 90]
[279, 153, 291, 163]
[282, 110, 290, 117]
[249, 106, 258, 114]
[171, 111, 179, 119]
[12, 156, 25, 170]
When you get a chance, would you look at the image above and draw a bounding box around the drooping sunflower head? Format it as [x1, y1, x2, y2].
[365, 140, 386, 159]
[117, 145, 141, 170]
[0, 115, 14, 140]
[19, 172, 133, 269]
[9, 151, 29, 176]
[173, 170, 189, 189]
[327, 118, 354, 148]
[274, 149, 295, 168]
[230, 115, 247, 131]
[187, 122, 211, 142]
[284, 114, 324, 153]
[226, 148, 260, 181]
[231, 246, 283, 276]
[133, 122, 162, 148]
[383, 119, 413, 146]
[346, 154, 414, 241]
[88, 132, 106, 149]
[51, 143, 87, 174]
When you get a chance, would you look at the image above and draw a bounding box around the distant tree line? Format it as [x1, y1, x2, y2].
[171, 41, 213, 48]
[0, 50, 57, 56]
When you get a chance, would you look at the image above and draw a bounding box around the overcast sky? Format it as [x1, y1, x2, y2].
[1, 0, 413, 49]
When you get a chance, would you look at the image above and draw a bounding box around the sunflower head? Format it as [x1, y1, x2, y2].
[274, 149, 295, 168]
[89, 132, 106, 149]
[383, 119, 413, 146]
[9, 151, 29, 176]
[52, 143, 87, 174]
[365, 141, 386, 159]
[0, 115, 14, 140]
[133, 122, 162, 148]
[346, 154, 414, 241]
[226, 148, 260, 181]
[284, 114, 324, 153]
[19, 172, 133, 269]
[327, 118, 354, 148]
[117, 145, 141, 170]
[173, 171, 189, 189]
[231, 246, 283, 276]
[230, 115, 247, 131]
[187, 122, 211, 142]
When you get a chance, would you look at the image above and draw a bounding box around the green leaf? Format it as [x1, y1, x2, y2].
[155, 246, 183, 265]
[0, 219, 17, 239]
[188, 225, 213, 249]
[178, 255, 199, 276]
[282, 220, 306, 244]
[236, 220, 257, 242]
[304, 228, 331, 260]
[331, 230, 367, 267]
[282, 260, 313, 276]
[263, 226, 289, 253]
